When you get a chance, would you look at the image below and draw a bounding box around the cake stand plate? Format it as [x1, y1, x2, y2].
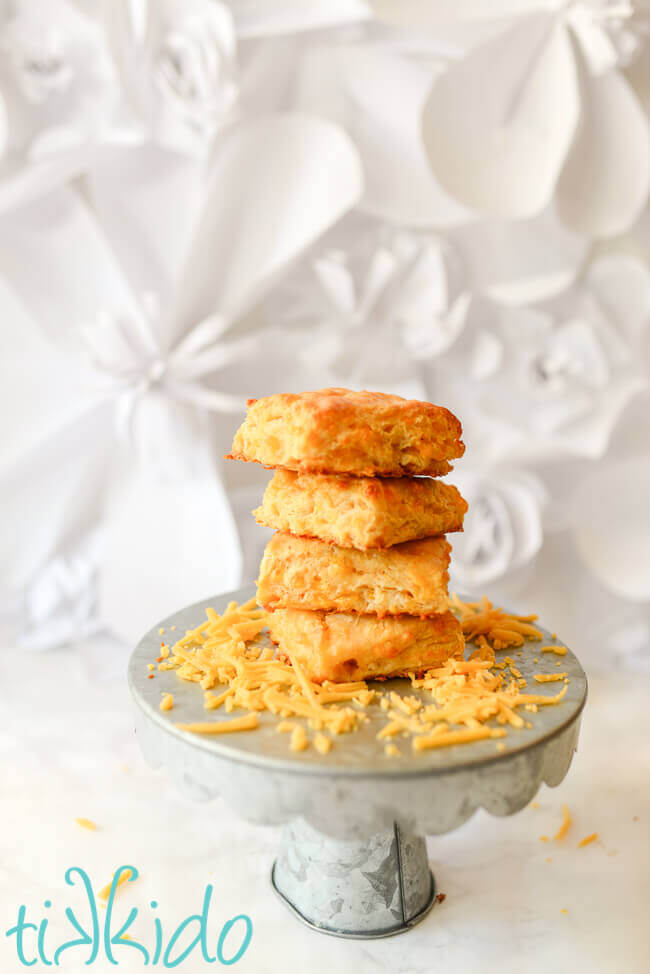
[128, 586, 587, 939]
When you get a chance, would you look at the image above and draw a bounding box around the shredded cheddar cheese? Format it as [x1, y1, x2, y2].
[554, 804, 572, 840]
[204, 688, 234, 710]
[276, 720, 298, 733]
[578, 832, 598, 847]
[98, 869, 135, 902]
[163, 599, 367, 737]
[75, 818, 97, 831]
[290, 726, 308, 751]
[541, 645, 567, 656]
[314, 733, 332, 754]
[159, 596, 571, 757]
[414, 726, 506, 751]
[176, 714, 259, 735]
[534, 673, 567, 683]
[451, 593, 543, 649]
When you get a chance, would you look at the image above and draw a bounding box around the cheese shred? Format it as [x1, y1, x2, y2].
[75, 818, 97, 831]
[413, 726, 506, 751]
[578, 832, 598, 848]
[554, 804, 572, 840]
[450, 593, 543, 650]
[158, 596, 571, 758]
[290, 726, 308, 752]
[98, 869, 135, 902]
[314, 733, 332, 754]
[176, 714, 259, 735]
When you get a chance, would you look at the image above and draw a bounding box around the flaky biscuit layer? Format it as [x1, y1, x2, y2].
[268, 608, 464, 684]
[254, 469, 467, 549]
[258, 532, 450, 616]
[227, 387, 463, 477]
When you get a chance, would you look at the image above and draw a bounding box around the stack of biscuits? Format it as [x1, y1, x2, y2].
[227, 388, 468, 684]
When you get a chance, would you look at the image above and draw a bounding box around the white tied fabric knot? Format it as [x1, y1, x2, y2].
[0, 114, 364, 645]
[80, 295, 251, 442]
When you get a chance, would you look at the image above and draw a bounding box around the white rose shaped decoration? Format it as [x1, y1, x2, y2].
[472, 255, 650, 460]
[105, 0, 238, 155]
[0, 0, 117, 212]
[449, 468, 547, 590]
[573, 457, 650, 603]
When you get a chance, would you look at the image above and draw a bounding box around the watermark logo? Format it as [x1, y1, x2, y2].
[5, 866, 252, 968]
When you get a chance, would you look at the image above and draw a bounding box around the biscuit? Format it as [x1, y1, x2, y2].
[258, 532, 450, 616]
[227, 387, 463, 477]
[254, 469, 467, 549]
[268, 609, 464, 684]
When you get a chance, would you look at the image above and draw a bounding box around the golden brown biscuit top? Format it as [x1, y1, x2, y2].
[245, 387, 462, 433]
[228, 387, 464, 476]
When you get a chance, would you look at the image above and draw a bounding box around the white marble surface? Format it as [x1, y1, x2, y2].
[1, 635, 649, 974]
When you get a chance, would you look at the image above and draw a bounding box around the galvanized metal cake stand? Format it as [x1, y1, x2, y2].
[128, 586, 587, 940]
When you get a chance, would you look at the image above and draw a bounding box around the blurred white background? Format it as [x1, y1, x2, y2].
[1, 0, 649, 669]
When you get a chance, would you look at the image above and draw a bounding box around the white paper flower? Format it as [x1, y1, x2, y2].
[292, 35, 590, 307]
[230, 0, 370, 38]
[0, 114, 362, 646]
[417, 1, 650, 236]
[21, 531, 102, 651]
[0, 0, 117, 151]
[105, 0, 239, 155]
[468, 254, 650, 460]
[448, 467, 547, 590]
[266, 218, 470, 397]
[499, 529, 650, 670]
[572, 456, 650, 602]
[293, 40, 471, 228]
[0, 0, 119, 209]
[448, 205, 588, 306]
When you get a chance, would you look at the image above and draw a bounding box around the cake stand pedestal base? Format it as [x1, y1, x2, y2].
[128, 586, 588, 940]
[271, 818, 435, 939]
